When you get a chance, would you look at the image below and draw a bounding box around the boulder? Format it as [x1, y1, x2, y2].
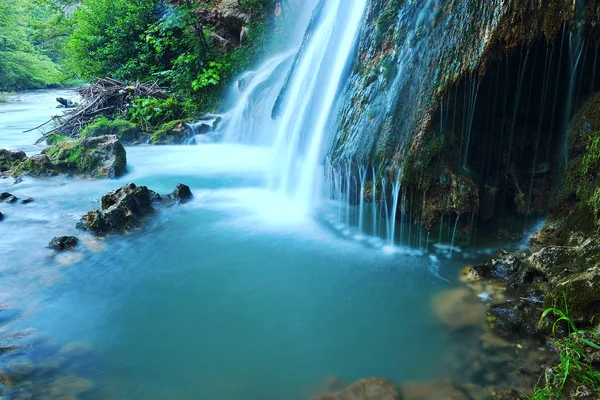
[487, 300, 543, 339]
[0, 149, 26, 173]
[0, 211, 3, 221]
[150, 122, 188, 145]
[312, 378, 400, 400]
[43, 135, 127, 178]
[544, 265, 600, 324]
[48, 236, 79, 251]
[77, 183, 158, 233]
[11, 154, 58, 178]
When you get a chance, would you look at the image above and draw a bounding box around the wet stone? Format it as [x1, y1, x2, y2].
[312, 378, 400, 400]
[170, 183, 192, 204]
[48, 236, 79, 251]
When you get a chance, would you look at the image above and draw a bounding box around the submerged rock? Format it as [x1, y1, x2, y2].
[77, 182, 192, 234]
[433, 287, 487, 330]
[48, 376, 94, 398]
[48, 236, 80, 251]
[312, 378, 400, 400]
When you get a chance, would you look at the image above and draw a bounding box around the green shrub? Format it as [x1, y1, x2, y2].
[127, 97, 185, 130]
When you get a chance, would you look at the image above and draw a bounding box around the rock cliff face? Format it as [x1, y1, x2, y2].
[328, 0, 600, 232]
[176, 0, 295, 53]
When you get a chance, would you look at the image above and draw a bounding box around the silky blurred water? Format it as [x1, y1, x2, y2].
[0, 93, 491, 400]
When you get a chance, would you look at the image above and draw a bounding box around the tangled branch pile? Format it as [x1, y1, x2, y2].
[31, 78, 169, 143]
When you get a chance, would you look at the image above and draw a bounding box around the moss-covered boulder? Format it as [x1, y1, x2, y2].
[8, 136, 126, 179]
[43, 135, 127, 178]
[11, 154, 59, 177]
[0, 149, 26, 173]
[544, 264, 600, 324]
[80, 117, 148, 145]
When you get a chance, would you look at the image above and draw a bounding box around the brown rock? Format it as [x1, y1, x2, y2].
[312, 378, 400, 400]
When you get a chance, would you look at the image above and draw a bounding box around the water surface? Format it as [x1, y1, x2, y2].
[0, 92, 489, 400]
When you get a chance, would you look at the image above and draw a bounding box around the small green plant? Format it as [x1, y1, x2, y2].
[530, 293, 600, 399]
[127, 97, 185, 130]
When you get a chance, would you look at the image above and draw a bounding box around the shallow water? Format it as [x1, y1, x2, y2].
[0, 89, 79, 153]
[0, 92, 501, 399]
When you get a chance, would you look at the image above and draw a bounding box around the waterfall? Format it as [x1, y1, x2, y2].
[270, 0, 367, 213]
[217, 0, 367, 217]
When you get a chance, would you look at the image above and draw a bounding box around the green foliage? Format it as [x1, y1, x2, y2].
[0, 0, 65, 91]
[64, 0, 160, 80]
[531, 293, 600, 399]
[127, 97, 185, 130]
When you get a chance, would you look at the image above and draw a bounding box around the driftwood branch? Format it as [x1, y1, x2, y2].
[31, 78, 169, 142]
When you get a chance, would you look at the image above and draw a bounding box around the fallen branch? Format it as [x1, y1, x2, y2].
[31, 78, 170, 142]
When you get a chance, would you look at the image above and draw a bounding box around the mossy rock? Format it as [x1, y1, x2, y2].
[538, 92, 600, 244]
[150, 120, 188, 145]
[0, 149, 26, 173]
[11, 154, 59, 177]
[544, 265, 600, 325]
[80, 117, 148, 145]
[45, 134, 71, 146]
[43, 135, 127, 178]
[11, 135, 126, 179]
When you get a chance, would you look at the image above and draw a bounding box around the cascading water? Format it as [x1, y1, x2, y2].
[217, 0, 368, 217]
[269, 0, 368, 213]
